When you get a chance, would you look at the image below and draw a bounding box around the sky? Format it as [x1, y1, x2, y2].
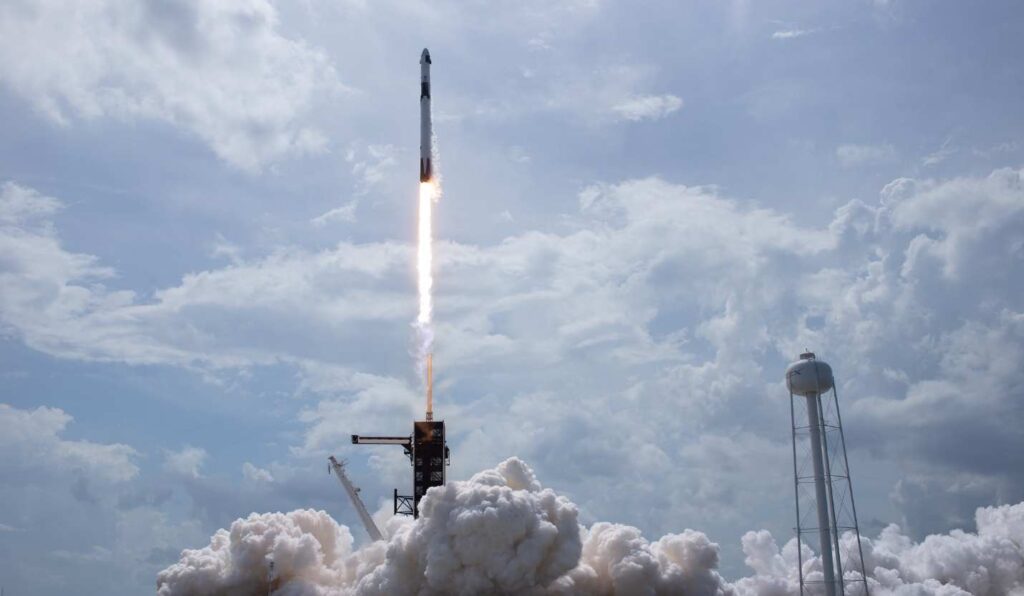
[1, 0, 1023, 593]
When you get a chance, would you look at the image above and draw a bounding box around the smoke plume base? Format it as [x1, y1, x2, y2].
[157, 458, 1024, 595]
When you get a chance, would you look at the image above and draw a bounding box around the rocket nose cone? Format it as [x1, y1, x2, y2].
[421, 48, 431, 64]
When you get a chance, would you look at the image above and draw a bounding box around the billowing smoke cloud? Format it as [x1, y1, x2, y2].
[157, 458, 732, 595]
[727, 500, 1024, 596]
[157, 458, 1024, 595]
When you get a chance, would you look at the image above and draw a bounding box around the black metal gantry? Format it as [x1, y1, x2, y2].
[352, 419, 449, 518]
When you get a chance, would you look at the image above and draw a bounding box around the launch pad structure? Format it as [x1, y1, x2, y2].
[351, 418, 449, 518]
[351, 357, 449, 519]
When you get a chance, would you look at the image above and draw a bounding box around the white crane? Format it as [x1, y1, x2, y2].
[328, 456, 384, 542]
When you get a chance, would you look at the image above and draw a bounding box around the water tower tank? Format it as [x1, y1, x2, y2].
[785, 352, 834, 396]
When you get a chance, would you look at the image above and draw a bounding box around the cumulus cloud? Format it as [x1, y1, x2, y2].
[0, 0, 341, 170]
[0, 403, 138, 482]
[0, 180, 411, 369]
[3, 166, 1024, 542]
[0, 181, 62, 223]
[0, 401, 211, 591]
[164, 446, 208, 479]
[243, 462, 275, 483]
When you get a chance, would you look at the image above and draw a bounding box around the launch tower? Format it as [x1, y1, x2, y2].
[351, 360, 447, 519]
[351, 416, 449, 518]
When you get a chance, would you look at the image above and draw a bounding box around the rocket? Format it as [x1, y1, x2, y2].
[420, 48, 433, 183]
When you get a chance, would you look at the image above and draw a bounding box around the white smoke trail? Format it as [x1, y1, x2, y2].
[156, 458, 1024, 595]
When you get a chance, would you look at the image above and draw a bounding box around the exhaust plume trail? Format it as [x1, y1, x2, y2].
[417, 179, 438, 419]
[417, 181, 435, 331]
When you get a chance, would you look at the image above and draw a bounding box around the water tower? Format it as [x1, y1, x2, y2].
[786, 352, 870, 595]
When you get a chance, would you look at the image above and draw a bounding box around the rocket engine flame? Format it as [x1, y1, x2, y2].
[417, 181, 435, 329]
[417, 180, 437, 418]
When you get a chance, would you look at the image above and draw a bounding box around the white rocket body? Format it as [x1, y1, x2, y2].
[420, 48, 433, 183]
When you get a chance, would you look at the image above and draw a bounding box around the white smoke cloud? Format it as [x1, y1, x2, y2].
[157, 458, 732, 595]
[157, 458, 1024, 595]
[729, 502, 1024, 596]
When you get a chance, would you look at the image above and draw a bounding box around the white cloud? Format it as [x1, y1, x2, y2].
[887, 167, 1024, 278]
[612, 94, 684, 122]
[0, 403, 139, 482]
[0, 181, 62, 223]
[310, 143, 400, 227]
[771, 28, 815, 40]
[554, 65, 682, 123]
[242, 462, 274, 483]
[3, 166, 1024, 541]
[0, 180, 411, 369]
[164, 446, 207, 479]
[209, 234, 243, 264]
[837, 143, 898, 167]
[922, 136, 956, 167]
[348, 144, 399, 193]
[311, 201, 358, 226]
[454, 60, 682, 125]
[0, 0, 342, 170]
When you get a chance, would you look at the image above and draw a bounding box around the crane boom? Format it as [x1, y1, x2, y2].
[328, 456, 384, 541]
